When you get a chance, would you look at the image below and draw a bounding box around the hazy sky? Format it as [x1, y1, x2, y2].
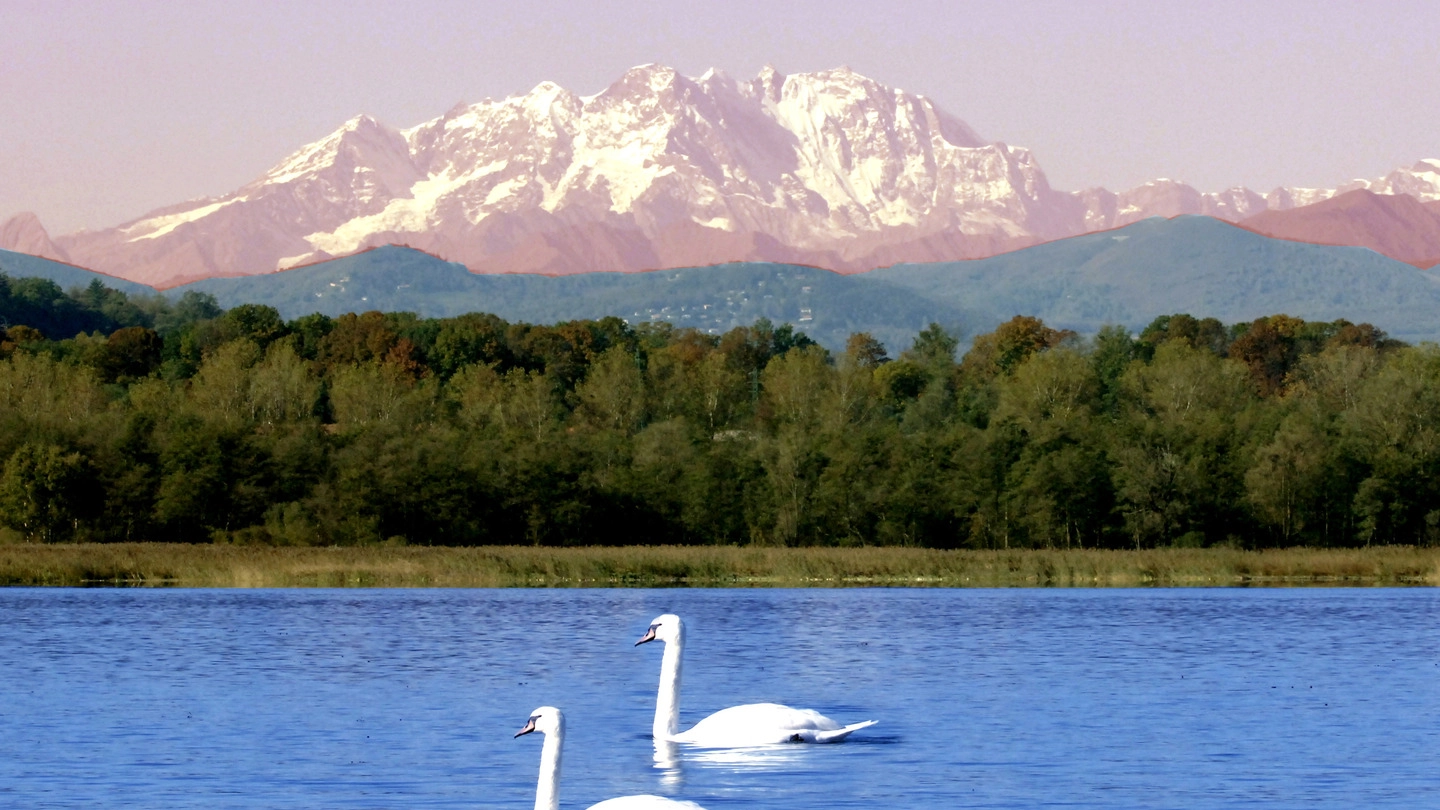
[4, 0, 1437, 234]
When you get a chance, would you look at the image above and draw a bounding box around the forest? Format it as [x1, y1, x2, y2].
[1, 271, 1436, 549]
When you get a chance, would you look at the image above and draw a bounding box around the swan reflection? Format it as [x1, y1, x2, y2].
[674, 742, 811, 771]
[652, 739, 684, 789]
[518, 707, 707, 810]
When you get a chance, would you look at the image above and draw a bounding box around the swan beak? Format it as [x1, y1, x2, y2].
[635, 625, 659, 646]
[515, 716, 538, 738]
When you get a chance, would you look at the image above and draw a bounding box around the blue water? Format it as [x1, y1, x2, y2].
[0, 588, 1436, 809]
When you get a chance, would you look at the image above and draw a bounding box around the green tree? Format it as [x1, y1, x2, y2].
[1340, 346, 1440, 544]
[992, 349, 1109, 548]
[574, 346, 645, 433]
[189, 340, 263, 426]
[154, 290, 222, 334]
[1109, 341, 1253, 546]
[1140, 313, 1229, 356]
[248, 342, 322, 425]
[1245, 411, 1330, 545]
[905, 322, 960, 370]
[221, 304, 288, 348]
[0, 443, 99, 542]
[328, 362, 433, 428]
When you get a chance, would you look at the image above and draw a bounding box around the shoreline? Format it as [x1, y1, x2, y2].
[1, 544, 1437, 588]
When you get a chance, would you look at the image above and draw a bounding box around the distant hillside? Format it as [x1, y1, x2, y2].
[177, 246, 967, 352]
[174, 218, 1440, 346]
[0, 250, 171, 339]
[0, 249, 157, 296]
[15, 214, 1440, 348]
[868, 216, 1440, 342]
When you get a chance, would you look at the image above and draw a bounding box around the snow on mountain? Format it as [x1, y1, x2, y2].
[1078, 181, 1270, 230]
[1335, 159, 1440, 202]
[49, 65, 1075, 285]
[30, 65, 1440, 286]
[1080, 161, 1440, 232]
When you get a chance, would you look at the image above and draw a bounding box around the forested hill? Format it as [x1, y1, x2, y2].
[10, 217, 1440, 346]
[179, 247, 965, 354]
[1, 286, 1435, 550]
[0, 249, 153, 297]
[175, 216, 1440, 345]
[869, 215, 1440, 342]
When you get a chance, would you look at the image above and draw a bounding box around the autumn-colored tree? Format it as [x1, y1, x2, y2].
[961, 316, 1073, 380]
[99, 326, 164, 383]
[318, 311, 400, 369]
[844, 332, 889, 368]
[1228, 315, 1305, 396]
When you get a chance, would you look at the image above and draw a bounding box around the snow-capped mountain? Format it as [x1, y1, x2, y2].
[1077, 161, 1440, 232]
[48, 65, 1077, 285]
[22, 65, 1440, 286]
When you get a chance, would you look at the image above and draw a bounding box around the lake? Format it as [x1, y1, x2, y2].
[0, 588, 1436, 808]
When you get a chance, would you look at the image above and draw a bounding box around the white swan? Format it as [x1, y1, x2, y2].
[516, 706, 706, 810]
[635, 614, 877, 747]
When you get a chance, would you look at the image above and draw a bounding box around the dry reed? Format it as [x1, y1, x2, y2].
[0, 544, 1436, 588]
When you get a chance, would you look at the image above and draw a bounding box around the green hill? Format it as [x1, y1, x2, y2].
[870, 216, 1440, 341]
[11, 215, 1440, 348]
[179, 248, 968, 351]
[0, 249, 156, 297]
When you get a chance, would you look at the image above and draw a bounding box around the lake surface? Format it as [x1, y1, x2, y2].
[0, 588, 1436, 809]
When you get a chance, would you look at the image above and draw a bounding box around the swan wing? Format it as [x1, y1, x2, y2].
[811, 719, 879, 743]
[586, 796, 706, 810]
[673, 703, 875, 747]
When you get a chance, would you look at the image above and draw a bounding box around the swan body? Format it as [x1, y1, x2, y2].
[635, 614, 877, 748]
[516, 707, 706, 810]
[587, 798, 705, 810]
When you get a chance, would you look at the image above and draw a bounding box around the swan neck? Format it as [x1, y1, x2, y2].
[655, 625, 683, 739]
[535, 723, 563, 810]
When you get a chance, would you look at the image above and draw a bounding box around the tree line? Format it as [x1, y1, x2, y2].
[0, 272, 1434, 549]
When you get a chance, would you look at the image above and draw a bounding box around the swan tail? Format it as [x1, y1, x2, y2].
[811, 719, 877, 744]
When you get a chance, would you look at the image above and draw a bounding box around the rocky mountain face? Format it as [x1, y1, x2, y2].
[0, 212, 71, 264]
[1241, 189, 1440, 268]
[19, 66, 1440, 286]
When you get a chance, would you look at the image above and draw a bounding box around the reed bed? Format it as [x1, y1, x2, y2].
[0, 543, 1437, 588]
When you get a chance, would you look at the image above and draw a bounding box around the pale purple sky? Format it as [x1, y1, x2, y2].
[4, 0, 1437, 234]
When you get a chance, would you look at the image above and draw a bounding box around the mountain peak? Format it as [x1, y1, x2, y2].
[256, 113, 412, 189]
[0, 211, 71, 263]
[1241, 187, 1440, 267]
[622, 63, 679, 84]
[42, 62, 1440, 287]
[754, 64, 785, 102]
[341, 113, 380, 130]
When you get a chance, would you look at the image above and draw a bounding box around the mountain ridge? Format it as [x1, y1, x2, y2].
[1239, 189, 1440, 269]
[171, 217, 1440, 347]
[9, 218, 1440, 347]
[4, 65, 1438, 285]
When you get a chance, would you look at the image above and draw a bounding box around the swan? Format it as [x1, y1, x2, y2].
[516, 706, 707, 810]
[635, 613, 877, 747]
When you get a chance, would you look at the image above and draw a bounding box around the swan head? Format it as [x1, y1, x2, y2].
[515, 706, 564, 738]
[635, 613, 682, 646]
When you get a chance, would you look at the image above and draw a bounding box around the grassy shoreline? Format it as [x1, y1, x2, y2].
[0, 543, 1437, 588]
